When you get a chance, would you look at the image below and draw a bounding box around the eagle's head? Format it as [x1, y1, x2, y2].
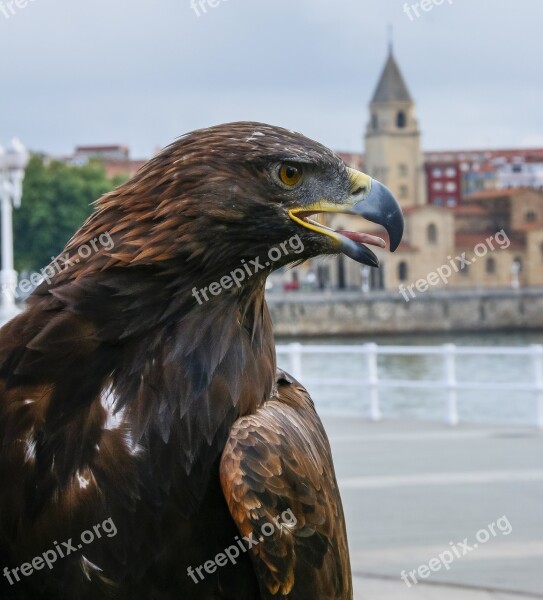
[64, 121, 403, 297]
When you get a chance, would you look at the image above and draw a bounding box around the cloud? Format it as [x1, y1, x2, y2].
[0, 0, 541, 157]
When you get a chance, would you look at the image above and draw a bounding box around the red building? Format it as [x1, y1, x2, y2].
[424, 161, 462, 207]
[336, 147, 543, 206]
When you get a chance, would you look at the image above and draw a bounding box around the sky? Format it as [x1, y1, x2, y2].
[0, 0, 542, 159]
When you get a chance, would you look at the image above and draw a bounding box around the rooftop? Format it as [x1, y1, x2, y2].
[75, 144, 130, 153]
[449, 205, 490, 216]
[464, 188, 543, 201]
[455, 231, 525, 249]
[371, 50, 412, 104]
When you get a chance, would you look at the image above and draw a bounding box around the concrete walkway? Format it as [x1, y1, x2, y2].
[322, 418, 543, 599]
[354, 575, 540, 599]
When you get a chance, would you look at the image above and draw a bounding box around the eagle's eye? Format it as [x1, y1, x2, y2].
[277, 163, 304, 187]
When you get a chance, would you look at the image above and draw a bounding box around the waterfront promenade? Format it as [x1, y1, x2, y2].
[268, 288, 543, 336]
[323, 418, 543, 599]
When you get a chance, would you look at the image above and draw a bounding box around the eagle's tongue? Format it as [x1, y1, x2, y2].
[336, 230, 386, 248]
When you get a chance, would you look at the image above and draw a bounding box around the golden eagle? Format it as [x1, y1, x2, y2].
[0, 122, 403, 599]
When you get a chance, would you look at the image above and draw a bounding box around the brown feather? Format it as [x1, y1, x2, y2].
[220, 370, 352, 599]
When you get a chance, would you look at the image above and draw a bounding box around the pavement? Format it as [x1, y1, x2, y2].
[353, 575, 540, 599]
[322, 418, 543, 599]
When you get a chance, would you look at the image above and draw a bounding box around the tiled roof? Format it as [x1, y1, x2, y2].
[76, 145, 129, 153]
[455, 232, 525, 249]
[464, 188, 541, 201]
[449, 205, 490, 216]
[402, 205, 449, 215]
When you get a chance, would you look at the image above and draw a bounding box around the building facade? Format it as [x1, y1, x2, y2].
[284, 47, 543, 295]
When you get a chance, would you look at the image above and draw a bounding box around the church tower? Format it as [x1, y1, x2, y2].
[365, 46, 426, 208]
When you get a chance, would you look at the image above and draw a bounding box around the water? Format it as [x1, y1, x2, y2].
[275, 332, 543, 426]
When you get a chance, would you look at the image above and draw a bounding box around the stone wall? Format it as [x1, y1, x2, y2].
[267, 287, 543, 337]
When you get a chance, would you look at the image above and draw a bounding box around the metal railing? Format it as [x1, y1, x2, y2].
[275, 343, 543, 429]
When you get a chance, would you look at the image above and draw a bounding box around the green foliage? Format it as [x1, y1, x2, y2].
[13, 156, 127, 272]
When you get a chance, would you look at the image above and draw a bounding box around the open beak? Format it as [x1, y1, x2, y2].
[288, 168, 404, 267]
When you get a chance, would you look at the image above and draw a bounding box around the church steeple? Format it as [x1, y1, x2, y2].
[388, 24, 393, 55]
[371, 48, 412, 104]
[365, 46, 426, 208]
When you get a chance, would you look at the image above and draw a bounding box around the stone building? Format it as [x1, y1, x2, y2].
[458, 188, 543, 288]
[301, 48, 543, 295]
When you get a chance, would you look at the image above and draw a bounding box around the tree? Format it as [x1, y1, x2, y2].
[13, 156, 127, 272]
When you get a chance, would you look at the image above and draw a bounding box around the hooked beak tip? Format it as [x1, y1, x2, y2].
[350, 179, 404, 252]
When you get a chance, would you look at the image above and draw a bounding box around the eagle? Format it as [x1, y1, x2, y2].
[0, 122, 403, 600]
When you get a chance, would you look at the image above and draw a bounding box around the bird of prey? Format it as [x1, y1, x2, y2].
[0, 122, 403, 599]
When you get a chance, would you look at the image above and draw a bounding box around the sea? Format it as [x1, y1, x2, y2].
[275, 332, 543, 427]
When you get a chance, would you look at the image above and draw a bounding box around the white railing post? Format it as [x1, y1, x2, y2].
[532, 345, 543, 430]
[366, 343, 381, 421]
[444, 344, 459, 426]
[274, 343, 539, 427]
[290, 343, 303, 381]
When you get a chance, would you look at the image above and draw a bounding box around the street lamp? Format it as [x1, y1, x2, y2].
[0, 138, 29, 324]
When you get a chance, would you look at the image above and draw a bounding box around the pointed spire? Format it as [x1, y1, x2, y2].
[388, 24, 393, 55]
[371, 46, 412, 104]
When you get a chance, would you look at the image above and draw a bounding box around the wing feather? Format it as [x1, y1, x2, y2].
[220, 370, 352, 599]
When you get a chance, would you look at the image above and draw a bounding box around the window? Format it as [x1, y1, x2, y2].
[372, 114, 379, 131]
[446, 197, 457, 207]
[400, 185, 409, 198]
[397, 111, 406, 128]
[427, 223, 438, 244]
[432, 168, 443, 178]
[486, 257, 496, 274]
[434, 197, 443, 206]
[399, 164, 408, 177]
[512, 165, 523, 173]
[445, 182, 457, 192]
[526, 211, 537, 223]
[445, 167, 456, 178]
[433, 182, 443, 191]
[398, 262, 408, 282]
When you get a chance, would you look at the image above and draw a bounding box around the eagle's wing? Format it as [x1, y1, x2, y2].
[220, 370, 352, 600]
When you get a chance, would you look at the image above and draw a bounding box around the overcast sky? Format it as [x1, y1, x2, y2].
[1, 0, 541, 158]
